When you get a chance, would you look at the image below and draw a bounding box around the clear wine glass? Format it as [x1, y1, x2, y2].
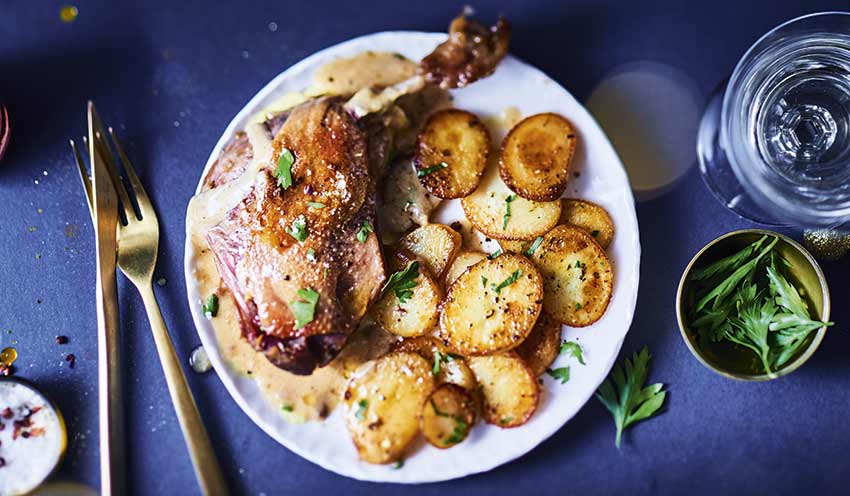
[697, 11, 850, 228]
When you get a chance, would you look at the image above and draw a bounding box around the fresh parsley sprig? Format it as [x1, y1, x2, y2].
[595, 346, 667, 449]
[382, 262, 420, 303]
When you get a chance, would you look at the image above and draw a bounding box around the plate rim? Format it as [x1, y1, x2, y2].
[183, 30, 641, 483]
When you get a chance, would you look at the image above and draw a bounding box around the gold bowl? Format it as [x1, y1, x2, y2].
[676, 229, 831, 381]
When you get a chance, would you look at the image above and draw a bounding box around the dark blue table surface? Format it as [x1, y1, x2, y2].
[2, 1, 849, 494]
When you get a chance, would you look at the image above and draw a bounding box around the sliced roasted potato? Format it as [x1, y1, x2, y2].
[421, 383, 477, 448]
[497, 238, 529, 254]
[499, 113, 576, 201]
[530, 225, 614, 327]
[439, 253, 543, 355]
[390, 336, 478, 390]
[444, 250, 488, 286]
[414, 109, 491, 199]
[461, 163, 561, 240]
[559, 199, 615, 249]
[468, 353, 539, 428]
[514, 312, 562, 376]
[343, 352, 435, 464]
[373, 265, 442, 337]
[397, 223, 462, 278]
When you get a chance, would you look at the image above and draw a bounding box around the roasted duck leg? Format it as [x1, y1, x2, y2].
[198, 15, 510, 375]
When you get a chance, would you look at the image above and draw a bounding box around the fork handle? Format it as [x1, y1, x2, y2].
[139, 285, 229, 495]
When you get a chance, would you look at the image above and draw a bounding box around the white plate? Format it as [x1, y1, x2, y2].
[184, 31, 641, 483]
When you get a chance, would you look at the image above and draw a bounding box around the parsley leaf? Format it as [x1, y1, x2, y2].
[306, 248, 317, 262]
[417, 161, 448, 178]
[273, 148, 295, 189]
[595, 346, 666, 448]
[493, 270, 522, 294]
[560, 341, 585, 365]
[381, 261, 420, 303]
[356, 220, 373, 243]
[307, 201, 325, 209]
[281, 405, 294, 413]
[503, 194, 517, 230]
[355, 399, 368, 421]
[525, 236, 544, 256]
[286, 215, 308, 242]
[429, 399, 469, 445]
[392, 460, 404, 470]
[202, 294, 219, 319]
[499, 416, 513, 425]
[288, 287, 319, 329]
[547, 366, 570, 384]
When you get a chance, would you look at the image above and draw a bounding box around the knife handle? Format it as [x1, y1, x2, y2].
[139, 285, 229, 496]
[96, 262, 125, 495]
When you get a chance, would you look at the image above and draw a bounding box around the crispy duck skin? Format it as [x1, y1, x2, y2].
[204, 15, 509, 374]
[419, 15, 511, 89]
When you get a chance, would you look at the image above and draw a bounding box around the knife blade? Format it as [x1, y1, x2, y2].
[88, 101, 126, 496]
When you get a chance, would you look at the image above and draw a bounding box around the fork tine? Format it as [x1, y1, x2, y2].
[69, 139, 95, 225]
[108, 127, 155, 220]
[88, 104, 137, 224]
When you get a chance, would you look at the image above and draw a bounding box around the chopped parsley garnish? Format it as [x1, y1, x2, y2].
[488, 249, 503, 260]
[273, 148, 295, 190]
[307, 201, 325, 209]
[392, 460, 404, 470]
[282, 405, 294, 413]
[575, 302, 583, 310]
[547, 366, 570, 384]
[356, 220, 373, 243]
[306, 248, 317, 262]
[502, 194, 517, 230]
[444, 418, 469, 445]
[591, 229, 600, 238]
[500, 417, 513, 425]
[381, 261, 420, 303]
[202, 294, 219, 319]
[429, 399, 468, 445]
[355, 399, 368, 421]
[417, 161, 448, 178]
[560, 341, 586, 365]
[288, 287, 319, 329]
[525, 236, 544, 256]
[481, 276, 488, 287]
[493, 270, 522, 294]
[432, 351, 455, 375]
[286, 215, 308, 242]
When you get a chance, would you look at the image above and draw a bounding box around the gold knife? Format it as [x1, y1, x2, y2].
[89, 101, 126, 496]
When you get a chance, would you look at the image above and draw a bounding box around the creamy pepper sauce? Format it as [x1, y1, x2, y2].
[187, 52, 419, 422]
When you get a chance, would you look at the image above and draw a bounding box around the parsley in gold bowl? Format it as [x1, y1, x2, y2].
[676, 229, 832, 381]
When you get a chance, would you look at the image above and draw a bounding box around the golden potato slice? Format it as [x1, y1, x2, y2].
[468, 353, 539, 428]
[514, 312, 563, 376]
[560, 199, 615, 249]
[414, 109, 491, 199]
[439, 253, 543, 355]
[397, 224, 462, 279]
[421, 384, 477, 448]
[390, 336, 478, 390]
[461, 163, 561, 240]
[373, 263, 443, 337]
[444, 250, 488, 287]
[343, 352, 435, 464]
[530, 225, 614, 327]
[499, 113, 576, 201]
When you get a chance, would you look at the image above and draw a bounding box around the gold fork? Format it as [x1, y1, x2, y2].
[70, 107, 228, 496]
